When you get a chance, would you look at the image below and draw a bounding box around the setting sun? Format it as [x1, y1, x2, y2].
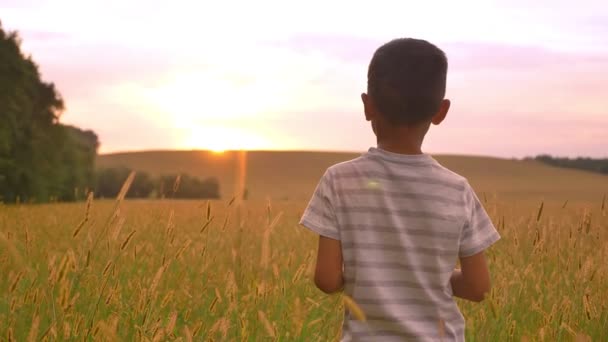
[182, 125, 270, 152]
[138, 71, 287, 152]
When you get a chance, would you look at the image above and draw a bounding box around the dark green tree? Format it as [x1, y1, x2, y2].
[95, 167, 155, 199]
[59, 126, 100, 200]
[159, 174, 220, 199]
[0, 22, 99, 202]
[534, 155, 608, 175]
[95, 167, 130, 199]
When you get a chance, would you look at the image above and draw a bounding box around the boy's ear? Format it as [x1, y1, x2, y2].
[431, 99, 451, 125]
[361, 93, 374, 121]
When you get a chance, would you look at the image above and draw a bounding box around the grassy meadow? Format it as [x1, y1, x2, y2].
[1, 151, 608, 341]
[97, 151, 608, 201]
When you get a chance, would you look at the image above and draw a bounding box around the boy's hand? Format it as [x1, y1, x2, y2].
[450, 251, 491, 302]
[314, 236, 344, 294]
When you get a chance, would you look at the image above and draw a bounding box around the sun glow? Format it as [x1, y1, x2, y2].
[142, 70, 288, 152]
[182, 126, 270, 152]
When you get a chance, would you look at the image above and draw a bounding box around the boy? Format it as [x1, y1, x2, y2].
[300, 38, 500, 341]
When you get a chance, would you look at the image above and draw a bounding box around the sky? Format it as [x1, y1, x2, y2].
[2, 0, 607, 157]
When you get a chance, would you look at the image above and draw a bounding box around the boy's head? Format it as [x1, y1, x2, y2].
[362, 38, 450, 128]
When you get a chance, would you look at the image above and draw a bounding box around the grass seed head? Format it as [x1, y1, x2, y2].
[343, 295, 366, 322]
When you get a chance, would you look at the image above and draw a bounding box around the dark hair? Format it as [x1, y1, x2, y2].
[367, 38, 447, 125]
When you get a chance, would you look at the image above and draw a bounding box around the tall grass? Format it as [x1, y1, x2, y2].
[0, 194, 606, 340]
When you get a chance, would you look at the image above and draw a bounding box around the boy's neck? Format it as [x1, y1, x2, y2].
[375, 124, 427, 155]
[377, 141, 423, 155]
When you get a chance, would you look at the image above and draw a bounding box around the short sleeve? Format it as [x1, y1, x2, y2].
[459, 183, 501, 257]
[299, 170, 340, 240]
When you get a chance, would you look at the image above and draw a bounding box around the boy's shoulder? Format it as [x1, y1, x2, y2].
[321, 153, 474, 200]
[327, 154, 470, 183]
[431, 160, 469, 183]
[426, 160, 473, 195]
[324, 155, 371, 176]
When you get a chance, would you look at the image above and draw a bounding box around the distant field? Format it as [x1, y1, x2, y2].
[98, 150, 608, 202]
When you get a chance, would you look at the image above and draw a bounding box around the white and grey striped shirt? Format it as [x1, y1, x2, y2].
[300, 147, 500, 342]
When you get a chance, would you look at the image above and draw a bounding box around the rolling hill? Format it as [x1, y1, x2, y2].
[97, 150, 608, 203]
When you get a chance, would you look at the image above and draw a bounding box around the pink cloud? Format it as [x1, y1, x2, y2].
[0, 0, 42, 9]
[428, 114, 608, 158]
[278, 33, 608, 69]
[27, 40, 175, 101]
[275, 34, 379, 63]
[19, 29, 70, 42]
[445, 43, 607, 71]
[60, 98, 179, 153]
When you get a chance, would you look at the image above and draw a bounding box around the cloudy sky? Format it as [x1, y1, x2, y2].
[2, 0, 607, 157]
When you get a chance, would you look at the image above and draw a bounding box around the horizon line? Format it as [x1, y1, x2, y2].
[98, 148, 541, 160]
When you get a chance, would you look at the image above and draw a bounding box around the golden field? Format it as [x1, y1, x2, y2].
[97, 150, 608, 202]
[1, 151, 607, 341]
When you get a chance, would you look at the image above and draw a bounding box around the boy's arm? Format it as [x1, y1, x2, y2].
[450, 251, 491, 302]
[298, 169, 343, 294]
[453, 183, 500, 302]
[314, 235, 344, 294]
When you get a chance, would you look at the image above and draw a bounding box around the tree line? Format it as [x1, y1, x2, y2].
[0, 22, 100, 202]
[96, 168, 220, 199]
[0, 22, 220, 203]
[530, 155, 608, 175]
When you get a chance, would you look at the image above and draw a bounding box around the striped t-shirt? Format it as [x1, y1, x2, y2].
[300, 147, 500, 341]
